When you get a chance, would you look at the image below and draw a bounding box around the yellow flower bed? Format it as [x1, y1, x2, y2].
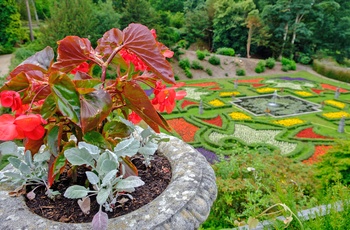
[256, 87, 278, 94]
[294, 91, 313, 97]
[209, 99, 225, 107]
[219, 91, 240, 97]
[324, 100, 346, 109]
[322, 111, 350, 119]
[229, 112, 252, 120]
[273, 118, 304, 127]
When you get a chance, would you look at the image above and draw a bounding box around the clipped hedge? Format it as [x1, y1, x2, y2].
[313, 59, 350, 83]
[216, 47, 235, 56]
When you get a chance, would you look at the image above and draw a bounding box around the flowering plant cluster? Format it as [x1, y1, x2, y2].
[256, 87, 278, 94]
[273, 118, 305, 127]
[324, 99, 346, 109]
[293, 91, 313, 97]
[322, 111, 350, 119]
[228, 111, 252, 120]
[219, 91, 240, 97]
[0, 24, 185, 228]
[209, 99, 225, 107]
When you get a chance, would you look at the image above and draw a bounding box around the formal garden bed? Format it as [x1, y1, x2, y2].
[160, 71, 350, 229]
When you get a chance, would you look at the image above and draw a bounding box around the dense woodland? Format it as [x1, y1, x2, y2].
[1, 0, 350, 64]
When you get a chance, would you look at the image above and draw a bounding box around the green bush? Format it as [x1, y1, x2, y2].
[177, 39, 189, 49]
[316, 140, 350, 186]
[174, 75, 180, 81]
[201, 152, 321, 229]
[265, 58, 276, 69]
[191, 60, 203, 70]
[236, 68, 245, 76]
[208, 55, 221, 65]
[281, 57, 297, 71]
[282, 65, 289, 72]
[216, 47, 235, 56]
[313, 59, 350, 83]
[196, 50, 206, 60]
[255, 60, 266, 73]
[206, 68, 213, 76]
[298, 54, 312, 65]
[179, 58, 190, 70]
[184, 67, 193, 78]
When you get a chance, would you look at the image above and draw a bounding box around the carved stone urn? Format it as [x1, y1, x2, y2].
[0, 134, 217, 229]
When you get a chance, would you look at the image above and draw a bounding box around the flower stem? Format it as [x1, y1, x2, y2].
[101, 45, 124, 83]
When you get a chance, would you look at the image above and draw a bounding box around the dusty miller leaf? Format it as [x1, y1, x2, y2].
[113, 138, 140, 158]
[64, 185, 90, 199]
[0, 141, 18, 156]
[92, 210, 108, 230]
[96, 188, 111, 205]
[101, 169, 117, 187]
[115, 176, 144, 192]
[64, 148, 94, 166]
[26, 190, 36, 200]
[86, 171, 99, 185]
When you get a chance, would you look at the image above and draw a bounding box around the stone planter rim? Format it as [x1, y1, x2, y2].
[0, 134, 217, 230]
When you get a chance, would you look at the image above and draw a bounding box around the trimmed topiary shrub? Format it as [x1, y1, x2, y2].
[216, 47, 235, 56]
[282, 65, 289, 72]
[179, 58, 190, 70]
[298, 55, 312, 65]
[281, 57, 297, 71]
[196, 50, 206, 60]
[208, 55, 221, 65]
[206, 68, 213, 76]
[191, 60, 204, 70]
[236, 69, 246, 76]
[265, 58, 276, 69]
[313, 59, 350, 83]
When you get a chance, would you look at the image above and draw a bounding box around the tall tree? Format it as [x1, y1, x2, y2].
[119, 0, 157, 29]
[245, 9, 264, 58]
[213, 0, 256, 54]
[25, 0, 34, 41]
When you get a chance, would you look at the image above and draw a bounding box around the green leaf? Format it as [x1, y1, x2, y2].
[123, 81, 170, 133]
[9, 47, 54, 77]
[85, 171, 99, 185]
[80, 89, 112, 133]
[113, 138, 140, 158]
[96, 28, 124, 57]
[103, 121, 131, 139]
[64, 185, 90, 199]
[49, 72, 81, 124]
[52, 36, 100, 72]
[101, 169, 117, 187]
[64, 148, 94, 166]
[47, 126, 59, 157]
[123, 24, 174, 84]
[83, 131, 111, 150]
[73, 79, 102, 90]
[41, 94, 57, 119]
[96, 187, 111, 205]
[0, 72, 30, 92]
[115, 176, 144, 192]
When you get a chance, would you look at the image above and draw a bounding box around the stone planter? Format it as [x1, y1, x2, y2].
[0, 135, 217, 230]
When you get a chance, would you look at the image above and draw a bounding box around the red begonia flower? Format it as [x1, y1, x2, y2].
[128, 111, 142, 124]
[1, 91, 22, 111]
[0, 114, 47, 141]
[120, 49, 149, 71]
[0, 114, 21, 141]
[71, 62, 89, 74]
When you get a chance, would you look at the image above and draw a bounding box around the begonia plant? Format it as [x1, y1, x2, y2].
[0, 23, 185, 229]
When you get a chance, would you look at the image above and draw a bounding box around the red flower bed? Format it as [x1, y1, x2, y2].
[321, 84, 348, 93]
[167, 118, 199, 142]
[311, 88, 324, 94]
[201, 115, 223, 128]
[295, 127, 333, 139]
[303, 145, 333, 164]
[252, 83, 265, 88]
[186, 82, 219, 88]
[237, 78, 264, 83]
[209, 87, 222, 90]
[181, 100, 198, 109]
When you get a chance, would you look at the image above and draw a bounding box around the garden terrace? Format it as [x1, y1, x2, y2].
[161, 71, 350, 162]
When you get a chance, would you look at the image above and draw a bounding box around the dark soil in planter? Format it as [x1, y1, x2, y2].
[25, 153, 171, 223]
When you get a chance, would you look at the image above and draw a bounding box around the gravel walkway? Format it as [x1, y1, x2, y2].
[0, 54, 12, 77]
